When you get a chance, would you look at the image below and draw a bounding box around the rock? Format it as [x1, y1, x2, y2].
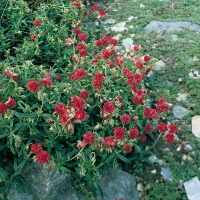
[144, 21, 200, 37]
[192, 116, 200, 139]
[7, 164, 140, 200]
[137, 183, 144, 192]
[167, 81, 173, 86]
[161, 167, 173, 182]
[151, 169, 157, 174]
[188, 70, 200, 79]
[177, 93, 188, 102]
[122, 38, 134, 53]
[148, 155, 163, 165]
[129, 25, 134, 29]
[110, 26, 128, 32]
[184, 144, 193, 152]
[101, 18, 116, 25]
[154, 60, 166, 71]
[172, 105, 190, 119]
[130, 33, 135, 37]
[176, 144, 182, 151]
[114, 22, 126, 27]
[178, 78, 182, 82]
[171, 34, 180, 41]
[182, 154, 193, 162]
[99, 169, 140, 200]
[140, 3, 145, 8]
[184, 177, 200, 200]
[127, 16, 134, 22]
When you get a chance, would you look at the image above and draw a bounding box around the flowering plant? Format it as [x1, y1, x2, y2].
[0, 0, 178, 196]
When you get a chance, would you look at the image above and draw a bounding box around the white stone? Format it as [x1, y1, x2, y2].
[129, 25, 134, 29]
[151, 169, 157, 174]
[192, 116, 200, 139]
[178, 78, 182, 82]
[148, 155, 163, 165]
[185, 144, 192, 152]
[176, 144, 182, 151]
[140, 3, 145, 8]
[137, 183, 144, 192]
[127, 16, 134, 22]
[101, 18, 116, 25]
[114, 22, 126, 27]
[184, 177, 200, 200]
[110, 26, 128, 32]
[122, 38, 134, 53]
[154, 60, 166, 71]
[177, 93, 188, 102]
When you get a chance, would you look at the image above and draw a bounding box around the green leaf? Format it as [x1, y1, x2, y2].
[0, 133, 8, 139]
[0, 167, 8, 180]
[117, 154, 131, 164]
[60, 166, 72, 173]
[97, 184, 103, 198]
[105, 153, 115, 163]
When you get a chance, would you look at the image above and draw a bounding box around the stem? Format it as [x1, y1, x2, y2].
[148, 133, 162, 150]
[66, 148, 84, 162]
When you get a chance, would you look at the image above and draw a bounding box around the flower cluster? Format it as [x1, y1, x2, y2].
[0, 97, 16, 115]
[3, 69, 18, 82]
[30, 143, 50, 164]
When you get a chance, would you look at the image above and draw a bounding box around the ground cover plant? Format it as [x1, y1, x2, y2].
[97, 0, 200, 199]
[0, 0, 184, 199]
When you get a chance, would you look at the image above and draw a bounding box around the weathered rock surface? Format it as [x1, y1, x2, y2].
[122, 38, 134, 53]
[153, 60, 166, 71]
[192, 115, 200, 139]
[145, 21, 200, 36]
[184, 177, 200, 200]
[7, 163, 139, 200]
[172, 105, 190, 119]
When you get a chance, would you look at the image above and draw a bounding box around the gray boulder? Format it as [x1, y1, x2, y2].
[7, 163, 139, 200]
[172, 105, 190, 119]
[145, 21, 200, 36]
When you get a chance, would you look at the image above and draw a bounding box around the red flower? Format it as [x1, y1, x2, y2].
[11, 73, 18, 82]
[168, 124, 178, 134]
[31, 34, 37, 41]
[122, 142, 132, 153]
[102, 49, 114, 60]
[157, 123, 167, 133]
[98, 10, 106, 19]
[72, 54, 79, 63]
[30, 143, 43, 154]
[104, 136, 116, 148]
[70, 69, 86, 81]
[101, 111, 111, 119]
[140, 134, 147, 142]
[143, 55, 151, 62]
[79, 48, 88, 57]
[165, 133, 175, 144]
[54, 104, 66, 115]
[91, 4, 99, 12]
[75, 109, 86, 121]
[36, 151, 50, 164]
[5, 97, 16, 110]
[80, 90, 89, 99]
[79, 33, 87, 41]
[83, 11, 88, 16]
[56, 74, 62, 81]
[66, 38, 72, 46]
[156, 98, 170, 113]
[103, 102, 115, 113]
[70, 96, 85, 109]
[76, 43, 85, 51]
[114, 127, 125, 140]
[33, 19, 41, 26]
[77, 141, 86, 148]
[144, 107, 158, 118]
[60, 114, 71, 125]
[94, 72, 104, 81]
[144, 124, 153, 134]
[133, 45, 141, 51]
[109, 38, 118, 46]
[0, 102, 7, 115]
[83, 132, 95, 144]
[133, 90, 145, 105]
[92, 80, 103, 89]
[120, 114, 131, 124]
[40, 76, 52, 88]
[115, 59, 123, 67]
[73, 1, 80, 8]
[129, 128, 139, 139]
[27, 81, 39, 92]
[76, 20, 82, 26]
[73, 28, 81, 36]
[135, 59, 144, 69]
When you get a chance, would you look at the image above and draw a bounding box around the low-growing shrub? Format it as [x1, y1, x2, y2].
[0, 0, 178, 197]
